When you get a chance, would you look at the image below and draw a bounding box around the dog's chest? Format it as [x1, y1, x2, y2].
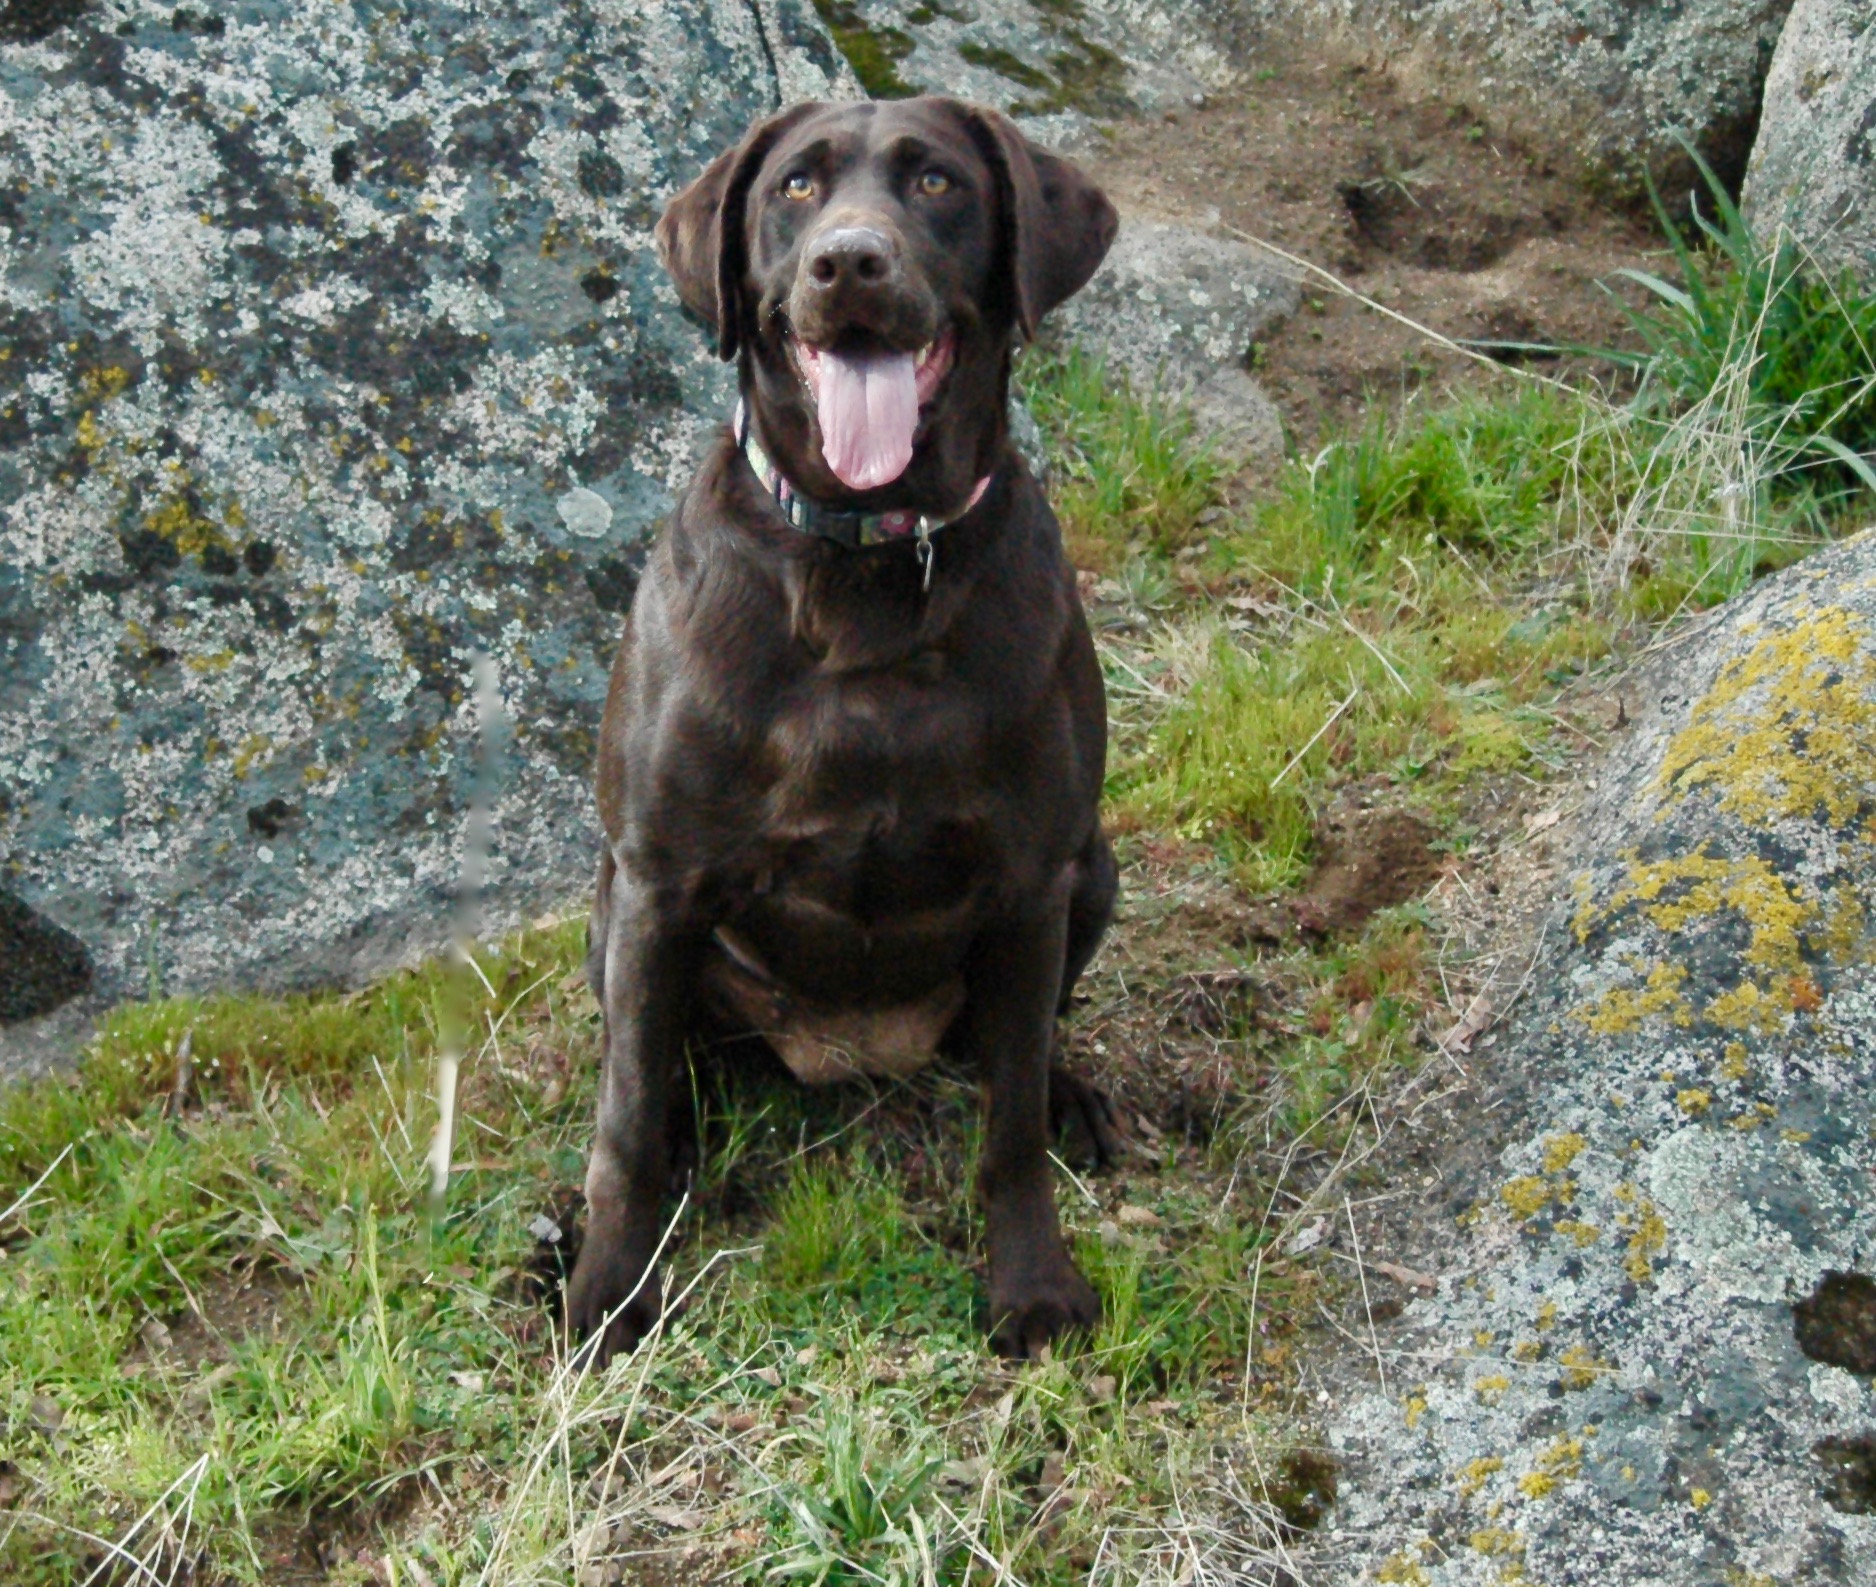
[753, 666, 995, 916]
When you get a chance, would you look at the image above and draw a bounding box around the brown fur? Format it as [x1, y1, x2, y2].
[565, 98, 1121, 1363]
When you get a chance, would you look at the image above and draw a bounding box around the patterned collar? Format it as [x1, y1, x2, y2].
[734, 401, 990, 590]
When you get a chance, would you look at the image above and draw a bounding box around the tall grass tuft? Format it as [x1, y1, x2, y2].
[1606, 136, 1876, 502]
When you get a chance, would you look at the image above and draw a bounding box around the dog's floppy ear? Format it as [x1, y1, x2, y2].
[654, 104, 822, 360]
[962, 104, 1118, 341]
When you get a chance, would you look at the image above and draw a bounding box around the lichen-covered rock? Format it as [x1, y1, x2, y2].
[0, 0, 856, 1049]
[817, 0, 1241, 140]
[1047, 219, 1297, 464]
[1233, 1, 1794, 195]
[1743, 0, 1876, 288]
[1323, 530, 1876, 1583]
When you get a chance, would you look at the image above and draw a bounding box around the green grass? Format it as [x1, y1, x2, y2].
[8, 310, 1873, 1582]
[0, 916, 1306, 1582]
[1609, 138, 1876, 496]
[1018, 348, 1228, 569]
[1045, 377, 1616, 890]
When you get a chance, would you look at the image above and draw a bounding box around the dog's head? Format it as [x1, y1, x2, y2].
[656, 98, 1116, 508]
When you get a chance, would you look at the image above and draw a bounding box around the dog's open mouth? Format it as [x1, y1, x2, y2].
[790, 330, 956, 492]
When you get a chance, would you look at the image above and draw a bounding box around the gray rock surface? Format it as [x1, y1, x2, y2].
[1047, 217, 1297, 465]
[1743, 0, 1876, 288]
[1320, 530, 1876, 1583]
[820, 0, 1243, 143]
[0, 0, 857, 1060]
[1233, 1, 1794, 195]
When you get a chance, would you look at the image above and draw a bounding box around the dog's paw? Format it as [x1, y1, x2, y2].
[1048, 1064, 1124, 1170]
[564, 1244, 666, 1367]
[988, 1256, 1101, 1360]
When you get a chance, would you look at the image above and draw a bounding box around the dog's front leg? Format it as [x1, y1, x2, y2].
[968, 898, 1101, 1359]
[565, 862, 699, 1365]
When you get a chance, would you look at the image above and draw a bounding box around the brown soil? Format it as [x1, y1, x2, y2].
[1082, 53, 1670, 446]
[1290, 801, 1442, 938]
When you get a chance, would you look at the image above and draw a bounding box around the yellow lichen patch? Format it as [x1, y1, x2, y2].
[1511, 1339, 1544, 1363]
[1376, 1553, 1432, 1586]
[1404, 1393, 1428, 1430]
[1623, 1203, 1668, 1284]
[1821, 886, 1869, 961]
[1553, 1219, 1600, 1247]
[80, 364, 132, 402]
[1558, 1344, 1608, 1391]
[76, 409, 106, 455]
[1542, 1133, 1586, 1174]
[1516, 1434, 1585, 1500]
[230, 733, 275, 780]
[1535, 1300, 1558, 1332]
[1703, 979, 1789, 1034]
[1458, 1456, 1505, 1499]
[1500, 1176, 1552, 1221]
[145, 490, 232, 559]
[1573, 843, 1850, 1032]
[1691, 1487, 1712, 1510]
[1719, 1042, 1751, 1082]
[1470, 1525, 1525, 1556]
[1604, 851, 1812, 973]
[1730, 1102, 1778, 1132]
[1578, 957, 1693, 1034]
[1678, 1088, 1712, 1116]
[1474, 1373, 1512, 1406]
[1654, 604, 1876, 832]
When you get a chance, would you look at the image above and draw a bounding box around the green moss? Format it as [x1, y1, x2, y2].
[811, 0, 919, 99]
[1034, 35, 1130, 118]
[957, 32, 1130, 118]
[956, 40, 1052, 93]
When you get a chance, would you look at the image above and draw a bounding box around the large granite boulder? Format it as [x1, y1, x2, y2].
[0, 0, 856, 1060]
[1743, 0, 1876, 288]
[1233, 1, 1795, 196]
[1322, 530, 1876, 1583]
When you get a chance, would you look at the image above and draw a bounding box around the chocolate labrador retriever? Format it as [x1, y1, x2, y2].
[565, 97, 1121, 1364]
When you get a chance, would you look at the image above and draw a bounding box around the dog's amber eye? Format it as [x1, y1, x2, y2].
[781, 172, 815, 201]
[918, 170, 951, 197]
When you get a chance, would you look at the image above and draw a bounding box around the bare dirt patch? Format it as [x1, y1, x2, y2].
[1289, 800, 1441, 939]
[1082, 52, 1667, 445]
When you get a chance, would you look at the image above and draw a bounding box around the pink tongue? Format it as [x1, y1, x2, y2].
[815, 347, 918, 491]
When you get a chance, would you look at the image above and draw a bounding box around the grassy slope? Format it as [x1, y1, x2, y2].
[1, 336, 1867, 1584]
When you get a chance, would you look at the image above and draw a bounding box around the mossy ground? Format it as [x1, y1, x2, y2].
[1, 351, 1869, 1584]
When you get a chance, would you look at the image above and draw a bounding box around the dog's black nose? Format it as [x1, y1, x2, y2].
[805, 226, 898, 292]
